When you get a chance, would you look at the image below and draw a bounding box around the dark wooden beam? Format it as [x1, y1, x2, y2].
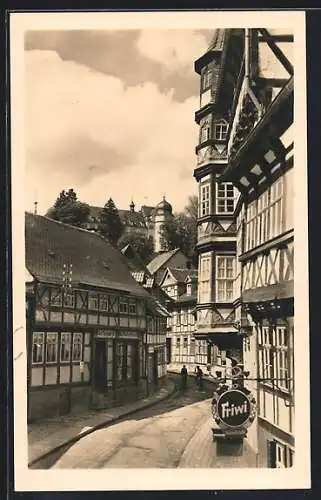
[258, 28, 293, 76]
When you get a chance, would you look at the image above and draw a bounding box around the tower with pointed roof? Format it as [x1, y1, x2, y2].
[193, 29, 245, 369]
[153, 196, 173, 253]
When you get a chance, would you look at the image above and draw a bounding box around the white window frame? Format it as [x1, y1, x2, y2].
[119, 299, 128, 314]
[215, 255, 235, 302]
[46, 332, 58, 364]
[214, 120, 228, 141]
[275, 440, 294, 468]
[275, 326, 289, 392]
[64, 292, 74, 308]
[216, 182, 235, 214]
[32, 332, 44, 364]
[60, 332, 72, 363]
[199, 253, 211, 303]
[257, 190, 270, 246]
[72, 333, 83, 362]
[270, 178, 283, 238]
[88, 293, 99, 310]
[201, 66, 212, 91]
[200, 183, 211, 217]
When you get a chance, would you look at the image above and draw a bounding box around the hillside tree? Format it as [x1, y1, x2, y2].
[46, 188, 90, 228]
[98, 198, 124, 245]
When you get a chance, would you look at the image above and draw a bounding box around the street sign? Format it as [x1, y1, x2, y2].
[212, 389, 256, 431]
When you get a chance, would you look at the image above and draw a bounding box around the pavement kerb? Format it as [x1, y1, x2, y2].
[28, 379, 176, 468]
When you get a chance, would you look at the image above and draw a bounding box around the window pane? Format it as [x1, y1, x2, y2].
[72, 333, 83, 361]
[60, 333, 71, 362]
[46, 333, 58, 363]
[32, 333, 44, 364]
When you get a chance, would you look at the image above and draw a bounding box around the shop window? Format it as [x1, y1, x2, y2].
[32, 332, 44, 364]
[60, 332, 72, 362]
[46, 332, 58, 363]
[72, 333, 83, 362]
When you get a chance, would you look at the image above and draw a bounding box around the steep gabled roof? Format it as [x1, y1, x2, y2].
[159, 267, 197, 287]
[120, 244, 151, 274]
[25, 213, 150, 298]
[146, 249, 181, 275]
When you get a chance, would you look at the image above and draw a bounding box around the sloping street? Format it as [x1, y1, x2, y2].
[53, 383, 214, 468]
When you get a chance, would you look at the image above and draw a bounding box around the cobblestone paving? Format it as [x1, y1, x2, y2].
[52, 386, 216, 469]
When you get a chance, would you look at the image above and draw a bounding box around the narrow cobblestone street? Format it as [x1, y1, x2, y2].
[50, 380, 257, 469]
[52, 383, 214, 468]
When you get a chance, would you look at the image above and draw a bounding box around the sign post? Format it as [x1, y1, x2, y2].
[211, 386, 256, 456]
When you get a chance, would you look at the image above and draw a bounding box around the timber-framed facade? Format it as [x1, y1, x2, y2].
[25, 213, 167, 421]
[194, 28, 295, 467]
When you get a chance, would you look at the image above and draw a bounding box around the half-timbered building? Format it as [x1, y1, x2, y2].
[202, 28, 294, 467]
[193, 30, 244, 376]
[25, 213, 167, 421]
[159, 267, 202, 369]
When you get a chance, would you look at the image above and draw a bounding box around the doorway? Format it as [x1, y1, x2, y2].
[94, 340, 107, 391]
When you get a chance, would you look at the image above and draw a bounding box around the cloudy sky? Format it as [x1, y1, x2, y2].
[24, 29, 213, 215]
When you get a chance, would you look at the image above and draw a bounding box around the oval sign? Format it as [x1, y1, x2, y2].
[216, 389, 252, 428]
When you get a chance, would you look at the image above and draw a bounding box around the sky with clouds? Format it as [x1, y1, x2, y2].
[24, 29, 213, 215]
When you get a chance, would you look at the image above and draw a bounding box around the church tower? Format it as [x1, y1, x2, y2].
[153, 196, 173, 253]
[193, 29, 245, 368]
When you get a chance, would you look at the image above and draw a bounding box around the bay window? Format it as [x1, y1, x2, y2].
[216, 256, 235, 302]
[214, 120, 228, 141]
[199, 253, 211, 303]
[201, 66, 212, 91]
[216, 182, 235, 214]
[200, 183, 211, 216]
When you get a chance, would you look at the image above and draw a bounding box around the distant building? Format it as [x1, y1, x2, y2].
[86, 196, 174, 252]
[147, 248, 191, 284]
[159, 267, 202, 368]
[25, 213, 167, 421]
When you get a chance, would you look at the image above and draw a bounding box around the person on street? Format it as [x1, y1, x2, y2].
[180, 364, 188, 389]
[195, 365, 203, 390]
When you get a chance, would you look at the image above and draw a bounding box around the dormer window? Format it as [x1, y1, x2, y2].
[214, 120, 228, 141]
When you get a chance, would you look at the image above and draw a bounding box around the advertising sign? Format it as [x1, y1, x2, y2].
[212, 388, 256, 431]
